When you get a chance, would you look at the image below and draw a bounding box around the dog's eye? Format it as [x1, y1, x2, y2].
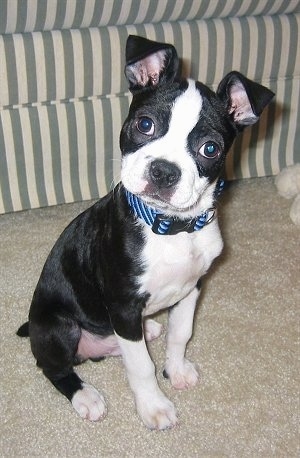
[136, 117, 155, 135]
[198, 141, 220, 159]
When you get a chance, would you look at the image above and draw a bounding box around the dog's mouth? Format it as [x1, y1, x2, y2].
[135, 186, 203, 215]
[142, 184, 174, 207]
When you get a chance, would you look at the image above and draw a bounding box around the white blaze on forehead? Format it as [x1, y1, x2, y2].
[164, 79, 202, 148]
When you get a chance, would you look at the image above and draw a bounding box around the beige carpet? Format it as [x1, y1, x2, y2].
[1, 177, 299, 457]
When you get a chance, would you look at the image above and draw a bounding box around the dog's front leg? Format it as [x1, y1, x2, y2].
[164, 287, 200, 390]
[116, 333, 178, 430]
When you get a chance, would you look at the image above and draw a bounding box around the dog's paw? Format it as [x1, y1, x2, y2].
[71, 383, 107, 422]
[136, 392, 178, 430]
[164, 358, 199, 390]
[144, 318, 164, 342]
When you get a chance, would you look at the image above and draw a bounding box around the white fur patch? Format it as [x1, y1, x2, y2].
[115, 334, 178, 430]
[135, 389, 178, 430]
[140, 220, 223, 315]
[121, 80, 207, 213]
[71, 383, 107, 422]
[165, 288, 200, 390]
[167, 358, 199, 390]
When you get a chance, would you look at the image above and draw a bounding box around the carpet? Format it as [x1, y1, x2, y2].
[1, 177, 299, 457]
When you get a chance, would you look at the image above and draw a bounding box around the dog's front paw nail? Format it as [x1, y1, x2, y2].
[136, 394, 178, 430]
[71, 383, 107, 422]
[165, 359, 199, 390]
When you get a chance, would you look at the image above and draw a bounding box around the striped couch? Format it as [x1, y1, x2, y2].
[0, 0, 299, 213]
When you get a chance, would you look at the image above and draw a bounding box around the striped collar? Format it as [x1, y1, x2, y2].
[124, 179, 224, 235]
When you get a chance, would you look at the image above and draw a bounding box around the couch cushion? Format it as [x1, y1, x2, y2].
[1, 0, 299, 34]
[1, 14, 299, 106]
[0, 2, 299, 212]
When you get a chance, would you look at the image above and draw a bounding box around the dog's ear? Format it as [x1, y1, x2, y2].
[217, 71, 274, 128]
[125, 35, 179, 93]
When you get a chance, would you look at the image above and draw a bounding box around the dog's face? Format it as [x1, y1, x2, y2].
[120, 80, 235, 215]
[120, 36, 274, 216]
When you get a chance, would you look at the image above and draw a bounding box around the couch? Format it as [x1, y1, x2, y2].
[0, 0, 299, 213]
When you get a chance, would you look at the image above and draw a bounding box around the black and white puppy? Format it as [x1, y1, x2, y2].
[17, 35, 274, 430]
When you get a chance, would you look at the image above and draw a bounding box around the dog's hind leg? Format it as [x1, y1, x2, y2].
[71, 382, 107, 421]
[30, 314, 107, 422]
[45, 369, 107, 422]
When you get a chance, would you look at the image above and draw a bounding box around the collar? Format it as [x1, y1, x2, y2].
[124, 179, 225, 236]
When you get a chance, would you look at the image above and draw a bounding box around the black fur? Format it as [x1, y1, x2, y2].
[21, 184, 149, 396]
[125, 35, 179, 92]
[16, 321, 29, 337]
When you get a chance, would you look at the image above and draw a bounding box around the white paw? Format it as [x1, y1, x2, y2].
[144, 318, 163, 342]
[71, 383, 107, 422]
[136, 392, 178, 430]
[165, 358, 199, 390]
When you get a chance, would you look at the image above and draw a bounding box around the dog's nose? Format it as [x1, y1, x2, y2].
[149, 160, 181, 188]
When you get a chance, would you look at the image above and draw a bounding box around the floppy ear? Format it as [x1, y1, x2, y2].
[217, 71, 274, 128]
[125, 35, 179, 93]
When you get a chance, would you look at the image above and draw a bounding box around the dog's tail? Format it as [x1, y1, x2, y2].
[17, 321, 29, 337]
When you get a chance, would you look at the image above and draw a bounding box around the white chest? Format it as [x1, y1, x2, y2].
[139, 221, 223, 316]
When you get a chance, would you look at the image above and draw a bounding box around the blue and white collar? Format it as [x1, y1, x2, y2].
[124, 179, 225, 236]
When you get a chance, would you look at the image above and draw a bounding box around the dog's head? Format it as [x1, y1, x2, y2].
[120, 35, 274, 217]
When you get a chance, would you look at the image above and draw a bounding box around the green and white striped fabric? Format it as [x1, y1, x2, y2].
[0, 0, 299, 213]
[1, 0, 298, 33]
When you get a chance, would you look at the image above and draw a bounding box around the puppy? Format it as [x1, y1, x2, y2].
[17, 35, 274, 430]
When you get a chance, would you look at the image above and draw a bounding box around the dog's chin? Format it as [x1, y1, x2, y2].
[137, 190, 202, 216]
[123, 178, 214, 217]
